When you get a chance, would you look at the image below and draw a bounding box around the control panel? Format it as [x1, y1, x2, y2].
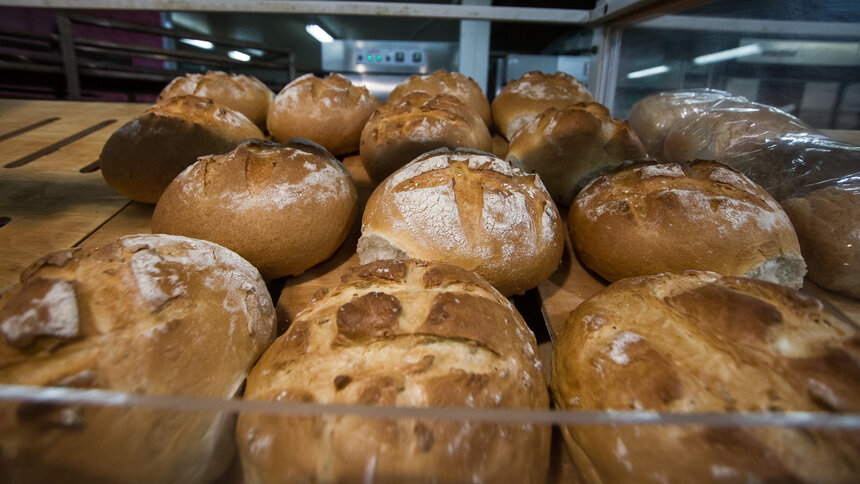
[356, 48, 425, 66]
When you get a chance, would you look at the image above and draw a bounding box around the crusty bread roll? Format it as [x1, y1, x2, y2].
[152, 139, 358, 279]
[552, 271, 860, 483]
[237, 259, 550, 484]
[358, 148, 563, 296]
[388, 69, 492, 127]
[359, 92, 492, 183]
[627, 89, 738, 158]
[506, 102, 647, 206]
[782, 185, 860, 298]
[157, 71, 274, 130]
[0, 234, 276, 483]
[267, 73, 380, 155]
[99, 95, 263, 204]
[570, 161, 806, 288]
[491, 71, 594, 140]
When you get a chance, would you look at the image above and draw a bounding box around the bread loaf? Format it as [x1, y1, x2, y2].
[0, 234, 276, 483]
[491, 71, 594, 140]
[237, 259, 550, 484]
[358, 148, 563, 296]
[157, 71, 273, 130]
[627, 89, 738, 158]
[782, 185, 860, 298]
[152, 138, 357, 279]
[570, 161, 806, 288]
[388, 69, 492, 127]
[359, 92, 492, 183]
[552, 271, 860, 483]
[267, 73, 380, 155]
[99, 95, 263, 203]
[506, 102, 647, 206]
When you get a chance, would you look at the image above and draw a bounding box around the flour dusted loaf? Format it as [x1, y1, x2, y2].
[157, 71, 274, 129]
[99, 95, 264, 204]
[388, 69, 492, 127]
[491, 71, 594, 140]
[152, 138, 358, 279]
[552, 271, 860, 483]
[570, 161, 806, 288]
[267, 73, 380, 155]
[506, 102, 647, 206]
[237, 259, 550, 484]
[360, 92, 492, 183]
[782, 185, 860, 298]
[0, 234, 276, 483]
[358, 148, 563, 296]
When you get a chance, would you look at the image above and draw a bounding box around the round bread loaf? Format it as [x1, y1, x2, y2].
[491, 71, 594, 140]
[359, 92, 492, 183]
[552, 271, 860, 483]
[782, 185, 860, 299]
[662, 99, 811, 163]
[506, 102, 647, 206]
[388, 69, 492, 127]
[570, 161, 806, 288]
[152, 138, 358, 279]
[267, 73, 380, 155]
[627, 89, 739, 159]
[99, 95, 264, 204]
[0, 234, 276, 483]
[237, 259, 550, 484]
[157, 71, 274, 129]
[358, 148, 563, 296]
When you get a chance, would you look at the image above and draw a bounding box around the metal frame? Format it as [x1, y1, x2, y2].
[636, 15, 860, 38]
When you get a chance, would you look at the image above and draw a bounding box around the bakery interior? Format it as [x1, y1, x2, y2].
[1, 0, 859, 482]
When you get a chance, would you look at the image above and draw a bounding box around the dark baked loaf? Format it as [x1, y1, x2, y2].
[359, 92, 492, 183]
[0, 234, 276, 483]
[237, 259, 550, 484]
[552, 271, 860, 483]
[99, 95, 263, 203]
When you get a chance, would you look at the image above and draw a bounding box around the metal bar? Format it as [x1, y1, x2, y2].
[459, 0, 491, 94]
[1, 1, 592, 24]
[64, 12, 293, 57]
[73, 39, 289, 70]
[0, 60, 63, 73]
[55, 13, 80, 100]
[590, 26, 622, 111]
[635, 15, 860, 38]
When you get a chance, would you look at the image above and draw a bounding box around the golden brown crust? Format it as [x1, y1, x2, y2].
[388, 69, 492, 127]
[359, 92, 492, 183]
[357, 149, 564, 296]
[0, 234, 276, 483]
[267, 73, 381, 155]
[782, 186, 860, 298]
[99, 95, 264, 204]
[491, 71, 594, 140]
[151, 139, 358, 279]
[507, 102, 647, 206]
[551, 271, 860, 483]
[238, 260, 550, 484]
[157, 71, 274, 129]
[569, 161, 805, 287]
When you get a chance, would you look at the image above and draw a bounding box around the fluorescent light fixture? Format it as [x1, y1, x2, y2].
[694, 44, 762, 65]
[306, 24, 334, 43]
[228, 50, 251, 62]
[179, 38, 213, 50]
[626, 65, 670, 79]
[245, 48, 266, 56]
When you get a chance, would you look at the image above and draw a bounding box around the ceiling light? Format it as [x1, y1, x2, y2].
[228, 50, 251, 62]
[306, 24, 334, 43]
[694, 44, 763, 65]
[626, 65, 670, 79]
[179, 38, 214, 50]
